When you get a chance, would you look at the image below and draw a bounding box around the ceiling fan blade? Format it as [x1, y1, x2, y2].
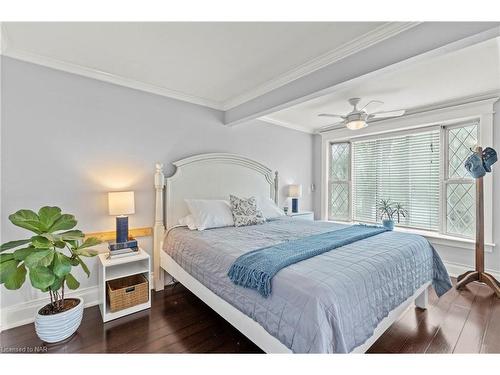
[318, 113, 346, 119]
[369, 109, 406, 119]
[359, 100, 384, 113]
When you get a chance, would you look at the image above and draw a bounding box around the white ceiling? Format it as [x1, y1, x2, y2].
[262, 37, 500, 133]
[0, 22, 410, 110]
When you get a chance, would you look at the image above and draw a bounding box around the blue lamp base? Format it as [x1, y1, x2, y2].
[291, 198, 299, 213]
[116, 216, 129, 243]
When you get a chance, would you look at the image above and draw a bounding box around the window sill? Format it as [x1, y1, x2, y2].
[326, 220, 495, 252]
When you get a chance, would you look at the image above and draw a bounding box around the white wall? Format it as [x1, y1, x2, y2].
[0, 57, 315, 316]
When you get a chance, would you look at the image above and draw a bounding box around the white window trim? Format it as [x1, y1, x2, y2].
[320, 97, 498, 250]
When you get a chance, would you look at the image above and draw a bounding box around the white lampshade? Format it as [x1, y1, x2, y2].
[287, 184, 302, 198]
[108, 191, 135, 216]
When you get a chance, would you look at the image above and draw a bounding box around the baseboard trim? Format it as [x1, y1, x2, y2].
[443, 261, 500, 280]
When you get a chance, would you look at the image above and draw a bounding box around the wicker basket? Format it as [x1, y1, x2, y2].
[107, 274, 149, 312]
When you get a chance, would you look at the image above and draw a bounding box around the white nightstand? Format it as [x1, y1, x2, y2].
[98, 248, 151, 322]
[288, 211, 314, 221]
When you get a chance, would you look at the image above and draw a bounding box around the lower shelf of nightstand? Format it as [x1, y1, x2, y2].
[99, 300, 151, 322]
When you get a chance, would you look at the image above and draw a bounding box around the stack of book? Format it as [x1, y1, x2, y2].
[108, 238, 139, 258]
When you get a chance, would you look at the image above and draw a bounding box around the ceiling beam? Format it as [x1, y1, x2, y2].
[224, 22, 500, 127]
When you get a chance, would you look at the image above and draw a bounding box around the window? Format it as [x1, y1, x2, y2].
[445, 122, 478, 238]
[328, 120, 478, 238]
[328, 143, 350, 220]
[352, 129, 440, 231]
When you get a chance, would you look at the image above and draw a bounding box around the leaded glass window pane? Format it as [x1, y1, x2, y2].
[329, 182, 349, 220]
[330, 143, 350, 181]
[328, 143, 350, 220]
[446, 183, 475, 238]
[448, 123, 478, 179]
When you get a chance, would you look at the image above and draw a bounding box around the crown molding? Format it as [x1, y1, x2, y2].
[1, 22, 418, 114]
[1, 45, 225, 111]
[222, 22, 420, 110]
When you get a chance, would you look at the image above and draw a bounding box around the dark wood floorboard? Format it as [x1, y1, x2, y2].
[1, 278, 499, 353]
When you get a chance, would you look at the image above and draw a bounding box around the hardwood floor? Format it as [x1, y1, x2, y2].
[1, 279, 499, 353]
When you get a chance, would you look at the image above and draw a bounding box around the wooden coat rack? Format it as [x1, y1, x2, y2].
[456, 146, 500, 297]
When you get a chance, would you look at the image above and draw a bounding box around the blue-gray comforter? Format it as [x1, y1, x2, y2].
[163, 218, 452, 353]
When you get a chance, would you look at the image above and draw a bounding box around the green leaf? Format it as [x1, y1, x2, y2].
[13, 246, 35, 261]
[53, 253, 72, 278]
[0, 253, 14, 263]
[76, 237, 101, 251]
[37, 206, 62, 231]
[4, 264, 27, 290]
[66, 240, 79, 249]
[0, 260, 19, 283]
[72, 237, 100, 258]
[31, 235, 52, 249]
[69, 257, 79, 266]
[49, 276, 62, 291]
[40, 233, 67, 248]
[29, 266, 55, 290]
[54, 241, 66, 249]
[8, 210, 43, 234]
[59, 230, 84, 240]
[24, 249, 55, 268]
[48, 214, 77, 233]
[74, 248, 98, 257]
[65, 273, 80, 290]
[77, 256, 90, 277]
[0, 239, 31, 252]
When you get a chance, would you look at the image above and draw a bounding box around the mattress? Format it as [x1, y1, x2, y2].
[162, 218, 451, 353]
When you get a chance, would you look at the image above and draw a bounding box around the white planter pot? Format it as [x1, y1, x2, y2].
[34, 297, 84, 343]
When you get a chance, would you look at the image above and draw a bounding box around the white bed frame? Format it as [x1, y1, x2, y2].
[152, 153, 429, 353]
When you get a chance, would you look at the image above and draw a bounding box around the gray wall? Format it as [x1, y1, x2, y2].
[0, 57, 315, 308]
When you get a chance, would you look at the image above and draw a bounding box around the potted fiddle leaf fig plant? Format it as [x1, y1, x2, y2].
[0, 206, 101, 343]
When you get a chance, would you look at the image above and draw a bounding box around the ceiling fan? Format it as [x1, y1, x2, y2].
[318, 97, 406, 131]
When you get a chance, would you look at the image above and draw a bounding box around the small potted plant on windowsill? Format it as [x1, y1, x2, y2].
[377, 199, 395, 230]
[0, 207, 101, 343]
[392, 202, 409, 226]
[377, 199, 408, 230]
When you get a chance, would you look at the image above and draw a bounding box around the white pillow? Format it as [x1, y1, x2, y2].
[178, 215, 197, 230]
[256, 197, 285, 219]
[184, 199, 234, 230]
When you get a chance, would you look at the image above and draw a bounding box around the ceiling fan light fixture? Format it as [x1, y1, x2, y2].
[346, 119, 367, 130]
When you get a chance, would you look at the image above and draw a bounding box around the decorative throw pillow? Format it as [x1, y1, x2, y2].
[229, 195, 266, 227]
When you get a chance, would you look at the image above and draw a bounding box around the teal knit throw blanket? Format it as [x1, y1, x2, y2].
[228, 224, 388, 297]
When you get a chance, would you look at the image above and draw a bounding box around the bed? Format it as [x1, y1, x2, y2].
[152, 153, 451, 353]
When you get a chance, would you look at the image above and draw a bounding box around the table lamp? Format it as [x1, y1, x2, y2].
[287, 184, 302, 213]
[108, 191, 135, 243]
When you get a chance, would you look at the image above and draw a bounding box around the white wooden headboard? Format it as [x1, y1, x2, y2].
[153, 153, 279, 289]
